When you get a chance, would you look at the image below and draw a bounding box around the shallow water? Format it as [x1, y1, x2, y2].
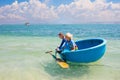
[0, 36, 120, 80]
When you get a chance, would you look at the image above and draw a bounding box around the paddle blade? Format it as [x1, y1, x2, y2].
[46, 51, 69, 69]
[57, 61, 69, 69]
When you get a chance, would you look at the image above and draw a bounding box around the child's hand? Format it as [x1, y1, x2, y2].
[56, 47, 60, 51]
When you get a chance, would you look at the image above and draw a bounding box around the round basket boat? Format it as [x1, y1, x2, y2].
[60, 38, 107, 63]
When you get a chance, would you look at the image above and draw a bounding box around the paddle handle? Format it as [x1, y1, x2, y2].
[46, 51, 57, 59]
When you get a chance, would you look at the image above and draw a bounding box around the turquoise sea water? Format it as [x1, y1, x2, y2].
[0, 24, 120, 80]
[0, 24, 120, 39]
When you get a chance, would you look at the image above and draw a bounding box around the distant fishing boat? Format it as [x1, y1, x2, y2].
[25, 22, 30, 26]
[60, 38, 107, 63]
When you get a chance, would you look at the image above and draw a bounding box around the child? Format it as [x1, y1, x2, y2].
[58, 32, 66, 50]
[62, 33, 78, 52]
[56, 32, 66, 53]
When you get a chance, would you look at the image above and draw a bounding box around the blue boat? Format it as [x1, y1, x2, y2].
[60, 38, 107, 63]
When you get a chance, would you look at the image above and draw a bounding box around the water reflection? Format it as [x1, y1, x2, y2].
[44, 61, 90, 80]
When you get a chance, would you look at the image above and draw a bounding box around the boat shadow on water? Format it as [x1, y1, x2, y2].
[43, 61, 90, 80]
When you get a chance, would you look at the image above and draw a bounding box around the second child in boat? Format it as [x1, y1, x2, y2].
[62, 33, 78, 52]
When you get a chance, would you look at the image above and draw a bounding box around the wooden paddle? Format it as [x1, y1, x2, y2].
[45, 51, 69, 69]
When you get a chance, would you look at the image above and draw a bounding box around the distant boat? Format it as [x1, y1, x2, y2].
[25, 22, 30, 26]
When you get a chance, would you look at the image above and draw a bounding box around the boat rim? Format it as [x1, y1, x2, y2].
[64, 38, 107, 53]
